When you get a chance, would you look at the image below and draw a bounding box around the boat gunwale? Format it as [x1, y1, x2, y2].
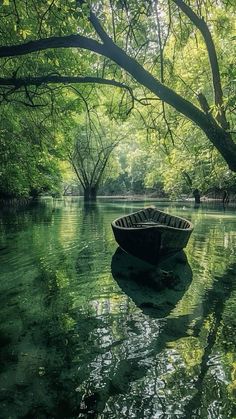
[111, 207, 194, 232]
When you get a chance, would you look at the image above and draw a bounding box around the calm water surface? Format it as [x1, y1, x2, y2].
[0, 198, 235, 419]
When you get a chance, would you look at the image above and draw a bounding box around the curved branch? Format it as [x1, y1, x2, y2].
[38, 0, 56, 37]
[0, 75, 132, 92]
[0, 16, 236, 170]
[0, 35, 207, 130]
[0, 34, 106, 58]
[70, 159, 86, 189]
[76, 0, 114, 44]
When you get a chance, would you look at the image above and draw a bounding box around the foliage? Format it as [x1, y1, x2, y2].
[0, 102, 62, 198]
[0, 1, 236, 198]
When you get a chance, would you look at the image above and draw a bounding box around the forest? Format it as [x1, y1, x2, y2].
[0, 0, 236, 201]
[1, 2, 236, 417]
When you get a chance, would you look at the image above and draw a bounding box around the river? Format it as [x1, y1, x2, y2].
[0, 198, 235, 418]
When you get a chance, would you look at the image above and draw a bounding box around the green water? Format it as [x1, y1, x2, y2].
[0, 198, 235, 419]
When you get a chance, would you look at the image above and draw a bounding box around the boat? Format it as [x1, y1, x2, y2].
[111, 206, 193, 265]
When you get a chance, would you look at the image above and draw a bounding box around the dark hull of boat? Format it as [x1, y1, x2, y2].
[111, 207, 193, 265]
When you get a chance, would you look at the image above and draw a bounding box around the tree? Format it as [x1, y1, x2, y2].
[68, 111, 126, 200]
[0, 101, 63, 198]
[139, 112, 236, 199]
[0, 1, 236, 173]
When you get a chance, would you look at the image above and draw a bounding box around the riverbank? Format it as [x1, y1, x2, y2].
[1, 194, 236, 208]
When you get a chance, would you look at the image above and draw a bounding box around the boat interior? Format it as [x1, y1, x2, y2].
[113, 207, 191, 230]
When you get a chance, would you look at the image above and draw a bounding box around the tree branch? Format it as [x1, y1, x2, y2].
[69, 157, 86, 189]
[81, 1, 115, 45]
[0, 34, 106, 58]
[0, 11, 236, 170]
[0, 33, 217, 132]
[172, 0, 229, 130]
[38, 0, 56, 37]
[0, 75, 132, 92]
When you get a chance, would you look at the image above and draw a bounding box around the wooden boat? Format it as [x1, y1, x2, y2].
[111, 206, 193, 265]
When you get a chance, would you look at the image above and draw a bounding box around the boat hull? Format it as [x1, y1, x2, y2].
[111, 207, 193, 265]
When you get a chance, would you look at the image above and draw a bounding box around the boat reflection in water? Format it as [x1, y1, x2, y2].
[111, 247, 192, 318]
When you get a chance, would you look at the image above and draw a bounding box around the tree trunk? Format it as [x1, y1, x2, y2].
[193, 189, 201, 204]
[222, 190, 229, 205]
[83, 186, 97, 201]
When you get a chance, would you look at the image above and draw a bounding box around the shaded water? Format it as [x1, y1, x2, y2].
[0, 198, 235, 419]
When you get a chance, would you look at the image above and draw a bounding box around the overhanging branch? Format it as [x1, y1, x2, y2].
[0, 75, 132, 93]
[0, 34, 106, 58]
[0, 29, 213, 131]
[0, 6, 236, 170]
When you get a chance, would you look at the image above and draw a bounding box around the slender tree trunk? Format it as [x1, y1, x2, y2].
[90, 186, 97, 201]
[193, 189, 201, 204]
[83, 186, 97, 201]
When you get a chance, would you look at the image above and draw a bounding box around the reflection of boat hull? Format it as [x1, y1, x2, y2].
[111, 207, 193, 264]
[111, 248, 192, 318]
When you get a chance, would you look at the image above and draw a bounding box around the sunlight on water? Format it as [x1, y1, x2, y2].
[0, 198, 235, 418]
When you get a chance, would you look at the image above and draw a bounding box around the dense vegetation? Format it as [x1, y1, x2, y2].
[0, 0, 236, 200]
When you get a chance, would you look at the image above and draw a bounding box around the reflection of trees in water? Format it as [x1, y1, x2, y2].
[73, 208, 236, 417]
[4, 201, 115, 417]
[0, 199, 55, 236]
[182, 263, 236, 418]
[1, 201, 236, 417]
[75, 201, 115, 277]
[74, 222, 236, 416]
[0, 226, 81, 417]
[97, 260, 235, 418]
[0, 200, 83, 417]
[181, 209, 236, 317]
